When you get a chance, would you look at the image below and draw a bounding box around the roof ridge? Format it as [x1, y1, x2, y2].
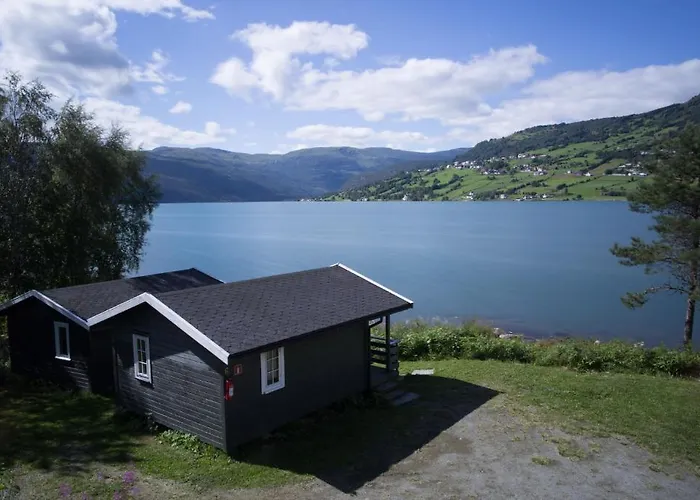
[42, 268, 211, 293]
[155, 265, 334, 298]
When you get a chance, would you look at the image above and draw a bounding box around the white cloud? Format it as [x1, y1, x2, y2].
[151, 85, 168, 95]
[210, 21, 369, 99]
[0, 0, 211, 100]
[287, 46, 546, 123]
[447, 59, 700, 144]
[204, 120, 236, 137]
[210, 21, 544, 122]
[131, 49, 184, 84]
[169, 100, 192, 114]
[323, 57, 339, 68]
[212, 21, 699, 148]
[287, 124, 436, 149]
[210, 57, 259, 99]
[83, 97, 234, 149]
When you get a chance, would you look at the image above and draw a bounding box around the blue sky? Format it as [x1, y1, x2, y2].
[1, 0, 698, 153]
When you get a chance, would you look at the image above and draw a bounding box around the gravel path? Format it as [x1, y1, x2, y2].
[201, 395, 699, 500]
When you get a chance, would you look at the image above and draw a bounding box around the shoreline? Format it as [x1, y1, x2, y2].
[394, 315, 674, 348]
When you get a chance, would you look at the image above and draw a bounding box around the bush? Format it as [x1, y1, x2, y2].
[394, 322, 700, 377]
[157, 429, 221, 458]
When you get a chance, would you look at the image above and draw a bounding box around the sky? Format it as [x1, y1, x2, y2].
[0, 0, 699, 154]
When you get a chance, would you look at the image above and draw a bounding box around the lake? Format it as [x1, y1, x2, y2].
[139, 202, 692, 347]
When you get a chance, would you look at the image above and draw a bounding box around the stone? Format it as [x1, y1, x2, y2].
[411, 369, 435, 375]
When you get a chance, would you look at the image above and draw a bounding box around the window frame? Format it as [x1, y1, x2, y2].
[53, 321, 71, 361]
[132, 333, 152, 383]
[260, 346, 285, 394]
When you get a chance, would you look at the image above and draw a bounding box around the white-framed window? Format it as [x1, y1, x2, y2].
[54, 321, 71, 360]
[260, 346, 285, 394]
[132, 334, 152, 383]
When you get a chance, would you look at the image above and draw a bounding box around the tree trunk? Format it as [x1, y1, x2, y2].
[685, 296, 695, 346]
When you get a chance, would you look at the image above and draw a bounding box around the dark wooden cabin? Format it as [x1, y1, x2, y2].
[0, 264, 413, 451]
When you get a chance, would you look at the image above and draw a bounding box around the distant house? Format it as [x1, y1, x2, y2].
[584, 172, 592, 177]
[0, 265, 413, 451]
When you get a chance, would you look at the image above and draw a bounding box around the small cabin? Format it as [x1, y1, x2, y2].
[0, 264, 413, 451]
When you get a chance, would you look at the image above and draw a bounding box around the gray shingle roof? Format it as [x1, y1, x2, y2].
[42, 268, 221, 319]
[156, 265, 413, 355]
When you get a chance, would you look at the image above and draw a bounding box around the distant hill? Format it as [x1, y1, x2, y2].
[145, 146, 469, 202]
[455, 94, 700, 164]
[323, 94, 700, 202]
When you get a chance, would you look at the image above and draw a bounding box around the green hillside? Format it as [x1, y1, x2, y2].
[146, 146, 468, 202]
[321, 95, 700, 202]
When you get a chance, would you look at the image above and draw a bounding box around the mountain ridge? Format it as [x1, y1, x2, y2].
[321, 94, 700, 202]
[145, 145, 469, 202]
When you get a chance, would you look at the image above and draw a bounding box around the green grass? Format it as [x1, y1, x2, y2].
[0, 374, 497, 496]
[402, 359, 700, 467]
[531, 455, 555, 466]
[0, 381, 301, 496]
[2, 353, 699, 496]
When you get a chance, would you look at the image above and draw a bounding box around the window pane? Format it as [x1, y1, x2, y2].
[263, 348, 282, 388]
[58, 328, 68, 355]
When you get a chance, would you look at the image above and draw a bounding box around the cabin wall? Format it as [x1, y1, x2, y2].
[102, 305, 227, 449]
[5, 298, 93, 390]
[224, 320, 369, 449]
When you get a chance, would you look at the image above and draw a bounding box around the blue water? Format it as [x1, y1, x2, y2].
[138, 202, 692, 347]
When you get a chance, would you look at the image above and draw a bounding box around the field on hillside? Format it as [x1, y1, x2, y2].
[321, 95, 700, 202]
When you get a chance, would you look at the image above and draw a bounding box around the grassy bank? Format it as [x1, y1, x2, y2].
[1, 355, 699, 497]
[389, 321, 700, 377]
[401, 359, 700, 470]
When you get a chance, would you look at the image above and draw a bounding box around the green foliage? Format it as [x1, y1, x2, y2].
[157, 429, 221, 457]
[326, 94, 700, 202]
[458, 96, 699, 162]
[611, 125, 700, 345]
[0, 72, 161, 296]
[394, 322, 700, 377]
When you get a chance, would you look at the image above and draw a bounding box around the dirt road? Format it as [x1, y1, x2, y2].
[203, 396, 699, 500]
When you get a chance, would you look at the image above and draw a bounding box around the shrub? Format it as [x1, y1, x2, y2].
[394, 322, 700, 377]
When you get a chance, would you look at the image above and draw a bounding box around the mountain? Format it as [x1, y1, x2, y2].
[145, 146, 469, 202]
[323, 94, 700, 202]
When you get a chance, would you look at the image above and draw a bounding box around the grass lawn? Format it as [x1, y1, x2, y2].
[402, 359, 700, 469]
[0, 382, 301, 498]
[2, 360, 698, 497]
[0, 374, 496, 497]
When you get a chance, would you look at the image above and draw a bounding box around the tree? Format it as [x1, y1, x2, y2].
[0, 73, 160, 297]
[610, 125, 700, 346]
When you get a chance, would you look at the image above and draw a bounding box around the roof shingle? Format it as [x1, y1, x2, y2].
[42, 268, 221, 319]
[156, 265, 412, 355]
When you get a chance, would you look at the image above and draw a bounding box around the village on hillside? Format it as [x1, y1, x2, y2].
[318, 147, 651, 203]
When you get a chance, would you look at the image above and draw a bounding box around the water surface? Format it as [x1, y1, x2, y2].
[139, 202, 690, 347]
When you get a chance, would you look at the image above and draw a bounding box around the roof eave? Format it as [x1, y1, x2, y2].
[331, 263, 414, 305]
[0, 290, 89, 329]
[229, 302, 414, 358]
[87, 293, 230, 364]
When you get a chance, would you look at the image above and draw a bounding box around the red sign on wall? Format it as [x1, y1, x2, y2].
[233, 364, 244, 376]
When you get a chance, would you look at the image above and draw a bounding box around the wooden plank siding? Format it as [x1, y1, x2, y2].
[224, 319, 370, 449]
[100, 304, 227, 449]
[5, 297, 93, 390]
